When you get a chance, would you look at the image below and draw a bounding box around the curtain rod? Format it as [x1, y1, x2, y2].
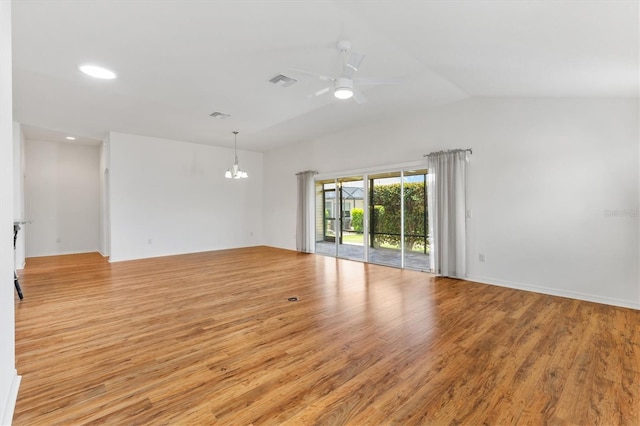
[295, 170, 318, 176]
[423, 148, 472, 157]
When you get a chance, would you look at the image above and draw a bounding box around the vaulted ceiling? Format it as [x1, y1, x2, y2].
[11, 0, 639, 151]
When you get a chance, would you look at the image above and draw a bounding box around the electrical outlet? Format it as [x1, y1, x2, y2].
[479, 253, 485, 262]
[148, 239, 152, 244]
[466, 209, 472, 218]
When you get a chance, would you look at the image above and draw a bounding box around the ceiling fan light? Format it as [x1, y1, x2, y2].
[334, 77, 354, 100]
[334, 87, 353, 100]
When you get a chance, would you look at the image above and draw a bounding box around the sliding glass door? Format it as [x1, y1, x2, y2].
[315, 169, 430, 272]
[315, 177, 365, 260]
[369, 172, 402, 268]
[337, 177, 364, 261]
[316, 181, 336, 256]
[403, 169, 429, 271]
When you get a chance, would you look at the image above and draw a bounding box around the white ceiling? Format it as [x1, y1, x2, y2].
[12, 0, 639, 151]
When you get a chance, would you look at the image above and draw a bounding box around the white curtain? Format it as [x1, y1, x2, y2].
[426, 150, 467, 278]
[296, 170, 317, 253]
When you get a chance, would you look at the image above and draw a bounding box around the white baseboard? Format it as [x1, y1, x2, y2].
[466, 274, 640, 310]
[1, 373, 21, 426]
[25, 249, 98, 258]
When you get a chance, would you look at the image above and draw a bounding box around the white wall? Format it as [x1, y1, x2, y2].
[263, 141, 316, 250]
[0, 2, 20, 424]
[263, 98, 640, 309]
[12, 123, 25, 269]
[109, 132, 263, 262]
[24, 140, 100, 257]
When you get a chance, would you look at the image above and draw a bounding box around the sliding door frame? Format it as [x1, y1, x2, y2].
[315, 160, 427, 270]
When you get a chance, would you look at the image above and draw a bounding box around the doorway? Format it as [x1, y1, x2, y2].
[315, 177, 365, 261]
[337, 177, 364, 261]
[315, 169, 430, 271]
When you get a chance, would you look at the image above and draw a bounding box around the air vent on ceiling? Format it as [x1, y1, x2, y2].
[268, 74, 297, 88]
[210, 112, 231, 119]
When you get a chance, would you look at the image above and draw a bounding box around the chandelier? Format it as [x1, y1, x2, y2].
[224, 131, 248, 179]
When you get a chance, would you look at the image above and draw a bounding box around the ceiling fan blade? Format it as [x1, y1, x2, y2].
[346, 51, 366, 71]
[312, 87, 331, 97]
[354, 77, 402, 86]
[306, 87, 331, 99]
[289, 68, 334, 82]
[343, 51, 366, 79]
[352, 89, 367, 104]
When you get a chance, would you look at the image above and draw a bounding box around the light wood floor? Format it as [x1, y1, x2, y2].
[13, 246, 640, 425]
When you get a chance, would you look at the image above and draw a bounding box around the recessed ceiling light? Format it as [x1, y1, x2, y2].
[65, 136, 76, 140]
[79, 64, 117, 79]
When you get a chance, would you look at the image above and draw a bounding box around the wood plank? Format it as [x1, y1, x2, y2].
[12, 247, 640, 425]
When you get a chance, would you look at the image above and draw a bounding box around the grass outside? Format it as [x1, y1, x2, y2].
[342, 233, 364, 244]
[340, 232, 430, 254]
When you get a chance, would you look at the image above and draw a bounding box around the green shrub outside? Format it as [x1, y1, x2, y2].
[371, 182, 427, 250]
[351, 208, 364, 232]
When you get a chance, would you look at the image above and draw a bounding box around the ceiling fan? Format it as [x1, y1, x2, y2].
[291, 40, 401, 104]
